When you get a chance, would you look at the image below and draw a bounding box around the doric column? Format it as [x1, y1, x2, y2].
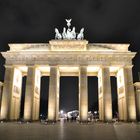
[0, 82, 3, 113]
[117, 66, 136, 121]
[79, 66, 88, 122]
[24, 66, 41, 121]
[48, 66, 60, 122]
[33, 68, 41, 120]
[0, 66, 14, 120]
[9, 68, 22, 120]
[98, 67, 112, 121]
[117, 67, 127, 121]
[134, 82, 140, 121]
[125, 67, 136, 121]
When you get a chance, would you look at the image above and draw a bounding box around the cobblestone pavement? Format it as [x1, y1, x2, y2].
[0, 121, 140, 140]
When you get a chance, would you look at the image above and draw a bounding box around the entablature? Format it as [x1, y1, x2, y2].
[7, 42, 130, 52]
[2, 51, 135, 66]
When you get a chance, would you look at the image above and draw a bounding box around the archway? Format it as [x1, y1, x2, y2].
[60, 76, 79, 120]
[40, 76, 49, 120]
[110, 76, 118, 119]
[20, 76, 27, 119]
[88, 76, 98, 120]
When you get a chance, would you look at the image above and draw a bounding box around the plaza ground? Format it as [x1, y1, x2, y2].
[0, 121, 140, 140]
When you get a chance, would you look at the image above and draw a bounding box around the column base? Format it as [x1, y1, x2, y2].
[46, 120, 58, 124]
[0, 119, 9, 122]
[98, 119, 113, 123]
[78, 120, 89, 124]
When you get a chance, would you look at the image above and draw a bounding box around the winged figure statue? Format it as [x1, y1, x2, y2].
[65, 19, 72, 28]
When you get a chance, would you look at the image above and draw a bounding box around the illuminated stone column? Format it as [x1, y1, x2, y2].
[125, 67, 136, 121]
[56, 72, 60, 121]
[24, 66, 41, 121]
[0, 66, 14, 120]
[134, 82, 140, 121]
[79, 66, 88, 122]
[117, 67, 128, 121]
[48, 66, 60, 122]
[0, 82, 3, 96]
[0, 82, 3, 112]
[9, 68, 22, 120]
[32, 68, 41, 120]
[117, 66, 136, 121]
[98, 67, 112, 121]
[0, 66, 22, 120]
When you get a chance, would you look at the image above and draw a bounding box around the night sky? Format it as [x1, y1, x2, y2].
[0, 0, 140, 117]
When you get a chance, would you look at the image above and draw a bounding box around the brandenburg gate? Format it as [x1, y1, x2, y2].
[0, 19, 138, 122]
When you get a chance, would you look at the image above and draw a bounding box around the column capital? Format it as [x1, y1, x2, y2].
[124, 65, 133, 69]
[5, 65, 15, 68]
[0, 82, 3, 86]
[118, 65, 133, 70]
[79, 65, 87, 70]
[79, 64, 87, 66]
[26, 64, 36, 68]
[98, 66, 110, 75]
[134, 82, 140, 87]
[134, 82, 140, 91]
[49, 65, 59, 68]
[49, 65, 60, 77]
[99, 65, 110, 69]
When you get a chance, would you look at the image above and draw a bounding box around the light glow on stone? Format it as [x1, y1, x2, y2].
[38, 66, 50, 73]
[59, 66, 79, 72]
[87, 66, 99, 72]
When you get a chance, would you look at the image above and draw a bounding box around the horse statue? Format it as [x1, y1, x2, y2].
[77, 28, 84, 40]
[62, 27, 67, 39]
[71, 27, 76, 39]
[66, 28, 73, 40]
[54, 19, 85, 40]
[55, 28, 62, 40]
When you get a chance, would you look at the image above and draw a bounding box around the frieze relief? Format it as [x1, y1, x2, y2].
[13, 85, 20, 95]
[118, 86, 125, 95]
[2, 52, 133, 65]
[35, 86, 39, 95]
[5, 56, 132, 65]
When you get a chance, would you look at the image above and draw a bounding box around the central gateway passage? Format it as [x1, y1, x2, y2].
[60, 77, 78, 113]
[88, 77, 98, 113]
[40, 76, 49, 119]
[110, 76, 118, 119]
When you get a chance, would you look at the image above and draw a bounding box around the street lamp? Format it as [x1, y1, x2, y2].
[94, 111, 97, 114]
[60, 110, 64, 114]
[94, 111, 98, 121]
